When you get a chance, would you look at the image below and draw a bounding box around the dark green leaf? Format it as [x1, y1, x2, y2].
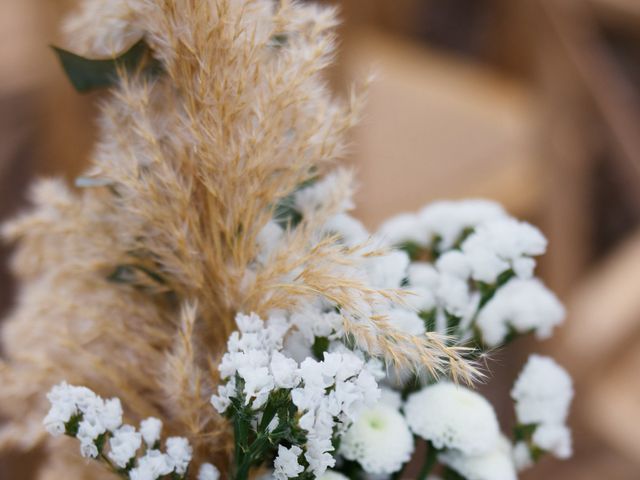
[52, 40, 162, 93]
[312, 336, 330, 359]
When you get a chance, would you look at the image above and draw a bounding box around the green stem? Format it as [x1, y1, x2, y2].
[417, 442, 438, 480]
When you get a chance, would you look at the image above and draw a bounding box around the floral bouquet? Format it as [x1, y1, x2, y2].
[0, 1, 573, 480]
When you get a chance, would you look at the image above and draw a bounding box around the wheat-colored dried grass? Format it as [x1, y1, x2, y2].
[0, 1, 476, 477]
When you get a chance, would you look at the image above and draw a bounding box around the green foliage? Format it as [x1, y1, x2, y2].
[52, 40, 162, 93]
[312, 336, 330, 359]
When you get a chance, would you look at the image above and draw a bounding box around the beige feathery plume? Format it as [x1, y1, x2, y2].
[0, 1, 477, 477]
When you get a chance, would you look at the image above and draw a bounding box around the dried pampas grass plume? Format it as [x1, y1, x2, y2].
[0, 0, 476, 477]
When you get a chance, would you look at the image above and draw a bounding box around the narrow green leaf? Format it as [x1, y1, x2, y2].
[52, 40, 162, 93]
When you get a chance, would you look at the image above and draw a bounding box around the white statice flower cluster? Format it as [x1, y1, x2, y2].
[511, 355, 574, 466]
[211, 312, 381, 479]
[378, 199, 564, 349]
[44, 382, 216, 480]
[476, 278, 565, 347]
[378, 199, 507, 252]
[44, 382, 123, 458]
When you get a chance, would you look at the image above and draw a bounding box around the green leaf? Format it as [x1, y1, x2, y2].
[52, 40, 162, 93]
[312, 336, 330, 359]
[64, 413, 83, 437]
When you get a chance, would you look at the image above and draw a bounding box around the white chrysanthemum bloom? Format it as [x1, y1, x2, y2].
[533, 423, 572, 459]
[129, 449, 173, 480]
[511, 355, 573, 425]
[511, 441, 533, 471]
[140, 417, 162, 447]
[405, 383, 499, 455]
[340, 403, 414, 474]
[108, 425, 142, 468]
[461, 218, 546, 284]
[166, 436, 193, 475]
[377, 213, 425, 247]
[63, 0, 144, 57]
[418, 200, 507, 251]
[439, 436, 517, 480]
[273, 445, 304, 479]
[477, 279, 565, 347]
[198, 463, 220, 480]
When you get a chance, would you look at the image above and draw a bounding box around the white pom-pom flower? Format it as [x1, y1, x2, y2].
[405, 383, 499, 455]
[477, 279, 565, 347]
[439, 436, 517, 480]
[418, 200, 507, 251]
[461, 218, 546, 283]
[129, 450, 174, 480]
[533, 423, 572, 459]
[198, 463, 221, 480]
[378, 213, 425, 247]
[166, 436, 193, 475]
[108, 425, 142, 468]
[140, 417, 162, 447]
[511, 441, 533, 471]
[340, 403, 414, 474]
[511, 355, 573, 425]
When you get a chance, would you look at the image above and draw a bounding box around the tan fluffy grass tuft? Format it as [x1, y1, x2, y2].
[0, 1, 477, 477]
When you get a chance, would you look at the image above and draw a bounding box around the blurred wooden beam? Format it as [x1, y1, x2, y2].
[339, 29, 543, 228]
[540, 0, 640, 205]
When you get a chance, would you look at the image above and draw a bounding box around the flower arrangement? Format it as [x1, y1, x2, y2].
[0, 1, 573, 480]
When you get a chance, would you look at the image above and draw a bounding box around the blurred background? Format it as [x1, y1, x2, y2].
[1, 0, 639, 478]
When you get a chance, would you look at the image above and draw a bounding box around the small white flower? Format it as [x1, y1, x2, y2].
[386, 308, 425, 336]
[129, 450, 173, 480]
[100, 398, 123, 432]
[511, 355, 573, 425]
[436, 250, 471, 279]
[324, 213, 369, 246]
[140, 417, 163, 447]
[166, 436, 193, 475]
[108, 425, 142, 468]
[270, 351, 300, 388]
[340, 403, 414, 474]
[461, 218, 546, 283]
[378, 212, 425, 247]
[319, 470, 349, 480]
[198, 463, 220, 480]
[256, 221, 284, 263]
[80, 439, 99, 459]
[418, 199, 507, 251]
[439, 435, 517, 480]
[511, 441, 533, 471]
[366, 251, 410, 289]
[405, 383, 499, 455]
[533, 423, 572, 459]
[477, 279, 565, 347]
[273, 445, 304, 479]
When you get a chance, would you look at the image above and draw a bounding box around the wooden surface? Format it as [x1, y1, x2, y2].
[340, 29, 543, 229]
